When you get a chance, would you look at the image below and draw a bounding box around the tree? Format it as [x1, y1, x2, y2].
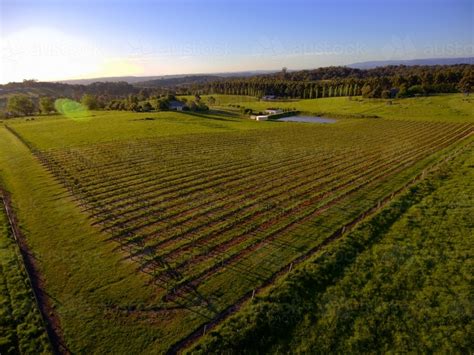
[138, 89, 149, 101]
[361, 84, 372, 98]
[381, 90, 391, 99]
[39, 97, 56, 114]
[7, 95, 35, 116]
[156, 98, 169, 110]
[197, 102, 209, 111]
[188, 101, 208, 112]
[142, 102, 153, 112]
[129, 102, 140, 112]
[457, 72, 473, 93]
[407, 85, 425, 96]
[81, 94, 99, 110]
[397, 84, 408, 98]
[208, 96, 216, 105]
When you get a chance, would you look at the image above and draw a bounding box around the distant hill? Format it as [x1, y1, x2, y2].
[134, 75, 223, 88]
[59, 76, 162, 85]
[0, 81, 137, 102]
[348, 57, 474, 69]
[59, 70, 276, 85]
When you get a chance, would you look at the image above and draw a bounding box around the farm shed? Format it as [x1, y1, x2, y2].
[250, 115, 269, 121]
[169, 100, 186, 111]
[265, 108, 283, 115]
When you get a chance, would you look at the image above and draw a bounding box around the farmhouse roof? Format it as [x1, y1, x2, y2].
[169, 100, 185, 108]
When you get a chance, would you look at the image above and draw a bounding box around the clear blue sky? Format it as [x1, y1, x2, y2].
[1, 0, 472, 82]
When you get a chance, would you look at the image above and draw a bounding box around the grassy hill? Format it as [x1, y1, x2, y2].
[193, 94, 474, 123]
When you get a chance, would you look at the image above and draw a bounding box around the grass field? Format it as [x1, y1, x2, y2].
[190, 143, 473, 354]
[0, 126, 164, 353]
[192, 93, 474, 123]
[0, 94, 472, 353]
[3, 110, 270, 149]
[0, 196, 51, 354]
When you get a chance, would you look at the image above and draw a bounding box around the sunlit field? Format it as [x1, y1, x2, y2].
[1, 94, 472, 352]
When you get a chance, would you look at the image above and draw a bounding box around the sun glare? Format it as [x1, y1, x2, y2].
[0, 27, 142, 82]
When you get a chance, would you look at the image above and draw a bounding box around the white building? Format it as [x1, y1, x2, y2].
[250, 115, 269, 121]
[265, 109, 283, 115]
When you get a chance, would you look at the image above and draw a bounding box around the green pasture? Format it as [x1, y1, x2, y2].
[193, 93, 474, 123]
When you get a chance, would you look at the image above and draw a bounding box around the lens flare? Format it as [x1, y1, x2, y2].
[54, 99, 92, 121]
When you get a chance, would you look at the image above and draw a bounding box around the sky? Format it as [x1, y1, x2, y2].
[0, 0, 473, 83]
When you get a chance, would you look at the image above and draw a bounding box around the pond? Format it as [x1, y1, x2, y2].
[277, 116, 337, 123]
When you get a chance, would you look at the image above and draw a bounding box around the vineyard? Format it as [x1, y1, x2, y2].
[189, 140, 474, 354]
[18, 118, 470, 313]
[1, 106, 471, 352]
[1, 0, 472, 351]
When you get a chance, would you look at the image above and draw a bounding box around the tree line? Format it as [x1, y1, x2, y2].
[2, 64, 472, 117]
[4, 93, 209, 117]
[187, 64, 473, 99]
